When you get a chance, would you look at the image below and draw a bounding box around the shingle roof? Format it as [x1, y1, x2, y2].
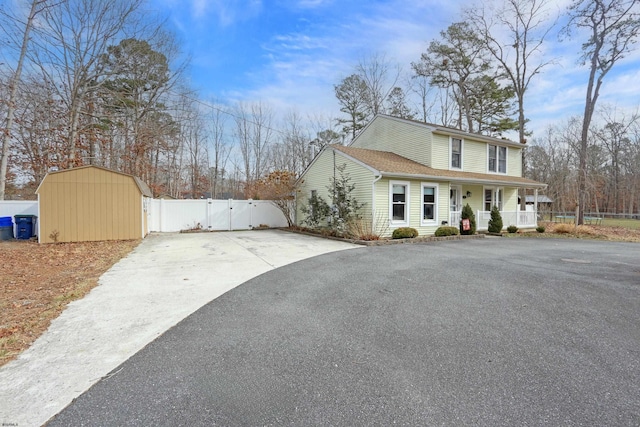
[332, 145, 546, 188]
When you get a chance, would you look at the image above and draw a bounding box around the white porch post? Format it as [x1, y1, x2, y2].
[534, 189, 539, 215]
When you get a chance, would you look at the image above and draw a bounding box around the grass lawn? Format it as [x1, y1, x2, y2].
[600, 218, 640, 230]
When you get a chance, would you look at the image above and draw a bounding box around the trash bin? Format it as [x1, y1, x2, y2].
[0, 216, 12, 240]
[14, 215, 37, 240]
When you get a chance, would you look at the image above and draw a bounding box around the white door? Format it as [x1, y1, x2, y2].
[230, 200, 253, 230]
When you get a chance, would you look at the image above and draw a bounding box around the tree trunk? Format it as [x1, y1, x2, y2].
[0, 0, 42, 199]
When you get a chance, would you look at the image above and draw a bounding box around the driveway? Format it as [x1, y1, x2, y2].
[0, 230, 361, 427]
[44, 237, 640, 426]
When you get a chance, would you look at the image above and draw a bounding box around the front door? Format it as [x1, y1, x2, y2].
[450, 186, 461, 225]
[450, 186, 461, 211]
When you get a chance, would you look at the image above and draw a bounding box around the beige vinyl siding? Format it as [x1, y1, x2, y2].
[374, 177, 450, 237]
[351, 116, 432, 166]
[461, 139, 487, 174]
[503, 187, 519, 211]
[508, 146, 522, 176]
[296, 149, 374, 225]
[374, 178, 392, 236]
[430, 134, 449, 169]
[37, 167, 145, 243]
[459, 184, 484, 214]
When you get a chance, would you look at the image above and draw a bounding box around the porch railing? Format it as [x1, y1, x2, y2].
[449, 210, 461, 226]
[476, 210, 538, 230]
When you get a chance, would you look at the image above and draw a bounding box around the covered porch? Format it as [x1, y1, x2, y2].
[447, 181, 546, 231]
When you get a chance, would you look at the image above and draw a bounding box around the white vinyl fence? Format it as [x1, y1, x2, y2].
[0, 199, 288, 236]
[147, 199, 288, 232]
[0, 200, 38, 218]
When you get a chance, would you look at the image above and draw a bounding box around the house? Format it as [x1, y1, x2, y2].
[296, 115, 547, 236]
[36, 165, 152, 243]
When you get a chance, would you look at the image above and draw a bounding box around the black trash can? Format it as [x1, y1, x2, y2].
[14, 215, 37, 240]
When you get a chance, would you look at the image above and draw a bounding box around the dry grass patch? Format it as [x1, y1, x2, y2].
[0, 239, 139, 366]
[526, 221, 640, 242]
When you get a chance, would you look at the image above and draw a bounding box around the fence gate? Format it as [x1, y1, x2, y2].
[228, 200, 254, 230]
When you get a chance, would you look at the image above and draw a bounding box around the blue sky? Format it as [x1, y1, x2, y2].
[153, 0, 640, 138]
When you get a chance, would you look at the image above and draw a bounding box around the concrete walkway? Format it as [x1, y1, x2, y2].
[0, 230, 360, 426]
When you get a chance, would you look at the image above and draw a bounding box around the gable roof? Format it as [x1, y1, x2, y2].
[332, 145, 546, 188]
[36, 165, 153, 197]
[353, 115, 525, 148]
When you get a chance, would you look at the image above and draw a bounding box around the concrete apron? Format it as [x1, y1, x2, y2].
[0, 230, 360, 426]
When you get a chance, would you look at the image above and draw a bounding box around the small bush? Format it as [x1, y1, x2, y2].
[487, 205, 503, 233]
[434, 226, 460, 237]
[506, 225, 518, 233]
[536, 225, 545, 233]
[392, 227, 418, 239]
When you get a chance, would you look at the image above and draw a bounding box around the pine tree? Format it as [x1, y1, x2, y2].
[487, 205, 503, 233]
[459, 203, 476, 235]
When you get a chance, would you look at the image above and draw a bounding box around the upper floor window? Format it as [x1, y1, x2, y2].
[488, 144, 507, 173]
[451, 137, 462, 169]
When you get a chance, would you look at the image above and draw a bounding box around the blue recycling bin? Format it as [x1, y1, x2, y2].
[14, 215, 37, 239]
[0, 216, 12, 240]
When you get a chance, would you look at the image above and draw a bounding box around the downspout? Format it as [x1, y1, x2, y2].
[372, 174, 382, 232]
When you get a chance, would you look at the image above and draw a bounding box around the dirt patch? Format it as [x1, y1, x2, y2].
[0, 239, 140, 367]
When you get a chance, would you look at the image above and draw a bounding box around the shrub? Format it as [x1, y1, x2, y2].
[554, 223, 574, 234]
[346, 214, 389, 241]
[459, 203, 476, 235]
[536, 225, 545, 233]
[506, 225, 518, 233]
[487, 205, 503, 233]
[392, 227, 418, 239]
[434, 226, 460, 237]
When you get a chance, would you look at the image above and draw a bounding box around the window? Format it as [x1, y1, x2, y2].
[484, 187, 503, 211]
[310, 190, 317, 216]
[421, 183, 438, 226]
[451, 138, 462, 169]
[390, 181, 409, 225]
[488, 144, 507, 173]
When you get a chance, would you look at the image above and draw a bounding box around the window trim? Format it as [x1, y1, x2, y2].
[389, 180, 410, 227]
[487, 144, 508, 174]
[450, 137, 463, 170]
[483, 186, 504, 211]
[420, 182, 439, 227]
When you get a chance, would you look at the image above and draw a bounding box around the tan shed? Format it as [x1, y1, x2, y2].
[35, 166, 152, 243]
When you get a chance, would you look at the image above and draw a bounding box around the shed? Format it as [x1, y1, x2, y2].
[36, 166, 152, 243]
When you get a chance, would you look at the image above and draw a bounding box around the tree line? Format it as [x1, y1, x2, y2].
[1, 0, 639, 221]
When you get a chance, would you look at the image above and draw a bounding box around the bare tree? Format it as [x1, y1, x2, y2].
[30, 0, 147, 168]
[408, 74, 437, 123]
[564, 0, 640, 224]
[0, 0, 52, 199]
[355, 52, 400, 117]
[234, 101, 274, 185]
[468, 0, 556, 211]
[207, 104, 231, 199]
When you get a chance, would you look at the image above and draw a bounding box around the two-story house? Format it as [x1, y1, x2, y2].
[296, 114, 547, 236]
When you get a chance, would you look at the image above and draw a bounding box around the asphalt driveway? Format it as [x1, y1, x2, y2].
[46, 238, 640, 426]
[0, 230, 360, 427]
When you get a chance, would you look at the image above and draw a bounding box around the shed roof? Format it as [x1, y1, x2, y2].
[331, 145, 546, 188]
[36, 165, 153, 197]
[525, 195, 553, 203]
